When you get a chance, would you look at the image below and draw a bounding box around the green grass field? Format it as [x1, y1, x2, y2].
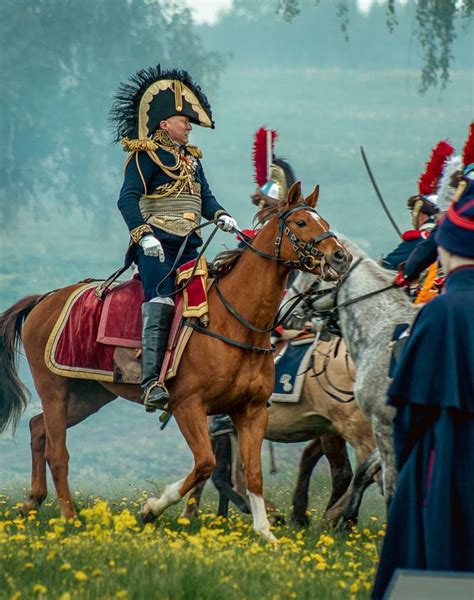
[0, 475, 385, 600]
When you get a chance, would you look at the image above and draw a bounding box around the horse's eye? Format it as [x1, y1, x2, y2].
[296, 220, 306, 228]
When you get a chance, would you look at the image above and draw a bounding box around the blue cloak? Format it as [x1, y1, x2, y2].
[372, 266, 474, 599]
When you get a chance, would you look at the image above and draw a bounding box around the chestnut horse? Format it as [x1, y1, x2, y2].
[0, 182, 350, 541]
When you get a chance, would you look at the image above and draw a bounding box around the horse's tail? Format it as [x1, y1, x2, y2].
[0, 294, 44, 434]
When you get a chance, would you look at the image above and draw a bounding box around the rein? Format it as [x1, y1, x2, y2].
[310, 338, 355, 404]
[214, 281, 313, 335]
[309, 257, 396, 315]
[181, 204, 338, 354]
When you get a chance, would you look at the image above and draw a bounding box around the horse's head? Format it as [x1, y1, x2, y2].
[274, 182, 351, 281]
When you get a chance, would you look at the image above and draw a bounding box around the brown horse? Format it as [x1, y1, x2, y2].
[182, 336, 375, 526]
[0, 182, 350, 541]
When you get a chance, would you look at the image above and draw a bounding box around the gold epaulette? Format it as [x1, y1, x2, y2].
[186, 145, 203, 159]
[121, 137, 158, 153]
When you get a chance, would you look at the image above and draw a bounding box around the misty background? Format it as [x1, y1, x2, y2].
[1, 0, 472, 496]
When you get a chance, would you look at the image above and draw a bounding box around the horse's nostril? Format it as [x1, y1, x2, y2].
[333, 250, 346, 263]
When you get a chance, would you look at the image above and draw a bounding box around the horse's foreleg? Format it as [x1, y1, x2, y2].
[232, 404, 276, 542]
[211, 433, 250, 517]
[291, 438, 323, 527]
[142, 400, 216, 522]
[322, 434, 353, 511]
[336, 448, 381, 530]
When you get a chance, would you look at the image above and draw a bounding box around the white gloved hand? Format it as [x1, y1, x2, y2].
[140, 235, 165, 262]
[217, 214, 238, 232]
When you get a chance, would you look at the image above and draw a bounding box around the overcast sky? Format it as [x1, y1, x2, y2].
[185, 0, 409, 25]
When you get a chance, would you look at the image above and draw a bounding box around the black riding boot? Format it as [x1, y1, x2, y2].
[141, 301, 174, 412]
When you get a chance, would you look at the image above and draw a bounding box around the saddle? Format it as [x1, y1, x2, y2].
[45, 259, 209, 384]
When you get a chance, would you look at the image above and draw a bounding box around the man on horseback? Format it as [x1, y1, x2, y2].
[395, 123, 474, 290]
[372, 173, 474, 598]
[382, 140, 455, 272]
[110, 65, 238, 411]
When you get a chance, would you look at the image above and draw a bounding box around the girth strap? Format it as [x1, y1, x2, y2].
[184, 321, 276, 355]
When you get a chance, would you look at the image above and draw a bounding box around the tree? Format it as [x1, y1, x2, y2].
[273, 0, 473, 94]
[0, 0, 225, 224]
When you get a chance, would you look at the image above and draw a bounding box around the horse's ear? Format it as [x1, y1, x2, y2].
[287, 181, 302, 206]
[305, 185, 320, 208]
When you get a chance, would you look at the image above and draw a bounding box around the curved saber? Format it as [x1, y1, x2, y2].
[360, 146, 402, 238]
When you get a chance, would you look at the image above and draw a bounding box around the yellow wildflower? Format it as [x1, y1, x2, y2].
[33, 584, 47, 595]
[74, 570, 88, 582]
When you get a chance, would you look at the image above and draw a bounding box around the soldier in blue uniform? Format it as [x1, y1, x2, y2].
[110, 65, 237, 411]
[382, 194, 438, 271]
[372, 176, 474, 598]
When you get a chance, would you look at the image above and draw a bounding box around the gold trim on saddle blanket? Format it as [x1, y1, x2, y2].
[140, 192, 202, 237]
[175, 256, 209, 320]
[44, 283, 115, 382]
[113, 278, 214, 384]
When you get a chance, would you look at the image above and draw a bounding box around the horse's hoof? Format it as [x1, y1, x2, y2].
[141, 500, 158, 524]
[141, 510, 156, 525]
[268, 512, 285, 527]
[19, 497, 42, 516]
[290, 513, 310, 528]
[18, 505, 30, 518]
[334, 516, 357, 533]
[256, 528, 278, 543]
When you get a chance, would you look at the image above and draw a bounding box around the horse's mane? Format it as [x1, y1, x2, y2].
[209, 247, 246, 278]
[339, 235, 396, 287]
[254, 198, 286, 227]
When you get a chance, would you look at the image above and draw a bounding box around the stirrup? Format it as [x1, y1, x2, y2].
[143, 381, 170, 413]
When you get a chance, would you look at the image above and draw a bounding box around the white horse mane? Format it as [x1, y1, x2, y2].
[339, 235, 397, 287]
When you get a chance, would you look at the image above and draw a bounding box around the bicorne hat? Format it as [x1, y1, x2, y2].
[110, 64, 214, 145]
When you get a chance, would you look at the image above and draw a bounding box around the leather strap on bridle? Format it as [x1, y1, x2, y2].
[274, 204, 336, 270]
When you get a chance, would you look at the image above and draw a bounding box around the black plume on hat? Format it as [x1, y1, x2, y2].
[109, 64, 214, 143]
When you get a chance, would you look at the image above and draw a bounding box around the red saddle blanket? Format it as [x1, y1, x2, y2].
[45, 278, 189, 384]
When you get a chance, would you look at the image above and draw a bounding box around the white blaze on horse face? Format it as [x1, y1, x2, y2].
[247, 491, 277, 542]
[308, 211, 325, 227]
[144, 478, 185, 517]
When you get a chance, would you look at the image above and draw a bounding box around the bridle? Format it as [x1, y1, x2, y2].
[186, 204, 341, 353]
[238, 204, 337, 271]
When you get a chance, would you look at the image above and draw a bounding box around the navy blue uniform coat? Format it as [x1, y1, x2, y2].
[372, 266, 474, 599]
[117, 148, 225, 298]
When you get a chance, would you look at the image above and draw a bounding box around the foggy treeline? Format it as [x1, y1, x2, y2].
[1, 0, 471, 226]
[0, 0, 472, 483]
[0, 0, 223, 226]
[207, 0, 472, 71]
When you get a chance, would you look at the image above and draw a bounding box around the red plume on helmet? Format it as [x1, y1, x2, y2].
[418, 140, 455, 196]
[462, 122, 474, 168]
[253, 126, 278, 186]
